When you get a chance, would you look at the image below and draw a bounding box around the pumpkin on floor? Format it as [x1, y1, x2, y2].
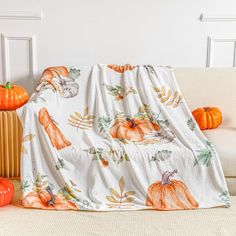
[146, 169, 199, 210]
[192, 107, 222, 130]
[0, 82, 29, 110]
[0, 178, 14, 207]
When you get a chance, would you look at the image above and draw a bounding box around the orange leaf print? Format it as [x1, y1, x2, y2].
[107, 64, 136, 73]
[146, 169, 199, 210]
[38, 108, 71, 150]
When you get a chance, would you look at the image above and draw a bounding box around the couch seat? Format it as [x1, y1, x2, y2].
[203, 127, 236, 177]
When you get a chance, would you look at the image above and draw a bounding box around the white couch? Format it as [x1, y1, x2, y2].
[175, 68, 236, 195]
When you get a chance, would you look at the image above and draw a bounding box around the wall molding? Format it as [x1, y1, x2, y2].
[201, 13, 236, 22]
[1, 33, 37, 88]
[206, 36, 236, 67]
[0, 11, 42, 20]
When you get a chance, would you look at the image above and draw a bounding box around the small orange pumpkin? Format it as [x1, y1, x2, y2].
[39, 190, 52, 204]
[0, 82, 29, 110]
[146, 170, 199, 210]
[23, 191, 78, 210]
[192, 107, 222, 130]
[107, 64, 136, 73]
[109, 118, 160, 142]
[36, 66, 69, 93]
[38, 107, 71, 150]
[0, 178, 14, 207]
[41, 66, 69, 81]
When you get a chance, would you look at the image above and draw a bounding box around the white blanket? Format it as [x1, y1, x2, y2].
[17, 64, 230, 211]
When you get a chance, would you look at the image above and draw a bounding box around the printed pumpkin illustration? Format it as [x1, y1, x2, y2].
[23, 174, 78, 210]
[41, 66, 69, 81]
[36, 66, 80, 98]
[36, 66, 69, 92]
[23, 188, 78, 210]
[146, 169, 199, 210]
[107, 64, 136, 73]
[38, 108, 71, 150]
[109, 117, 160, 142]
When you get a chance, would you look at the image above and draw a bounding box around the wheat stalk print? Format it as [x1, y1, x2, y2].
[106, 176, 136, 208]
[68, 107, 96, 131]
[153, 86, 182, 108]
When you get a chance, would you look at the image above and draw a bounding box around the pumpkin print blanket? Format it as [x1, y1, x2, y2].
[17, 64, 230, 211]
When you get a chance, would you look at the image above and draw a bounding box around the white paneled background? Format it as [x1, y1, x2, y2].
[0, 0, 236, 93]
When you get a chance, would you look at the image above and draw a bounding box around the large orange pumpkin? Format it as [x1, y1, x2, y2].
[107, 64, 136, 73]
[146, 170, 199, 210]
[109, 118, 160, 142]
[0, 178, 14, 207]
[0, 82, 29, 110]
[38, 107, 71, 150]
[192, 107, 222, 130]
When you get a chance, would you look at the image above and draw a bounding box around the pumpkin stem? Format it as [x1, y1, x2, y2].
[127, 118, 137, 128]
[5, 81, 11, 89]
[161, 169, 177, 185]
[204, 107, 210, 112]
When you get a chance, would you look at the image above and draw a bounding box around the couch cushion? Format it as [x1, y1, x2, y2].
[225, 177, 236, 196]
[203, 128, 236, 177]
[175, 68, 236, 128]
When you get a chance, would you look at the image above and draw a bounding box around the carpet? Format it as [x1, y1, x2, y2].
[0, 181, 236, 236]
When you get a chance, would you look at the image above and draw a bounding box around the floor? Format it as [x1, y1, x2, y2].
[0, 181, 236, 236]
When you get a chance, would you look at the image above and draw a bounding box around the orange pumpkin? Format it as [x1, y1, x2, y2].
[39, 190, 53, 204]
[36, 66, 69, 92]
[192, 107, 222, 130]
[0, 178, 14, 207]
[107, 64, 136, 73]
[0, 82, 28, 110]
[41, 66, 69, 81]
[109, 118, 160, 142]
[146, 170, 199, 210]
[38, 107, 71, 150]
[23, 191, 78, 210]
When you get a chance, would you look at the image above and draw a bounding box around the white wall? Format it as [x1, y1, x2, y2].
[0, 0, 236, 93]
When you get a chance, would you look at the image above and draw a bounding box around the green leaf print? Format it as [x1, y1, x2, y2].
[98, 116, 113, 133]
[68, 68, 80, 80]
[103, 83, 137, 101]
[220, 190, 230, 208]
[88, 147, 130, 166]
[55, 158, 65, 170]
[194, 141, 215, 167]
[21, 180, 30, 192]
[149, 150, 172, 162]
[187, 118, 196, 131]
[103, 83, 125, 100]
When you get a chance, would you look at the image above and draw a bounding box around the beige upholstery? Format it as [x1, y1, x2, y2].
[175, 68, 236, 195]
[175, 68, 236, 128]
[204, 128, 236, 177]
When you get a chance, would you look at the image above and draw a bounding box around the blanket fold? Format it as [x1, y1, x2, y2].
[17, 64, 230, 211]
